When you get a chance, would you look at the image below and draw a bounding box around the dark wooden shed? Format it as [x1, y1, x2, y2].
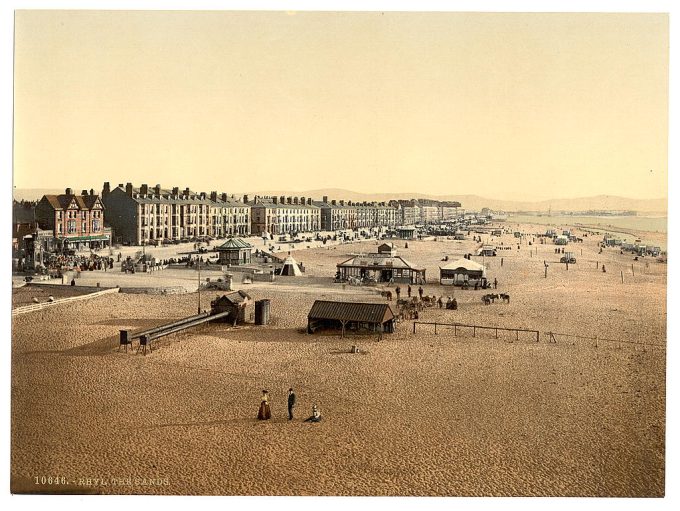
[210, 290, 251, 325]
[307, 300, 396, 338]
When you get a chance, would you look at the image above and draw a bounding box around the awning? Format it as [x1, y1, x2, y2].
[62, 235, 111, 242]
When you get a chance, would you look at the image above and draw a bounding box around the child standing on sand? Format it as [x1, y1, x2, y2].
[257, 390, 271, 420]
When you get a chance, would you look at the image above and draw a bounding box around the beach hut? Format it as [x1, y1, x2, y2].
[210, 290, 251, 324]
[336, 253, 426, 284]
[477, 245, 497, 257]
[439, 258, 487, 287]
[396, 226, 417, 239]
[554, 235, 568, 246]
[307, 300, 396, 337]
[377, 242, 397, 256]
[279, 255, 303, 276]
[216, 238, 253, 266]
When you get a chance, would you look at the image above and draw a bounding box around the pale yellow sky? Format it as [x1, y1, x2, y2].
[13, 11, 668, 200]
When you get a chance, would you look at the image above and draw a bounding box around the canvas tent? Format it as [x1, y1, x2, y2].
[279, 255, 303, 276]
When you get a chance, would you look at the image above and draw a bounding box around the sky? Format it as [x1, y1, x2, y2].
[13, 10, 669, 201]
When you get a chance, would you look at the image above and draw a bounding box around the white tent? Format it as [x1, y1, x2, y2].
[279, 255, 302, 276]
[439, 258, 487, 286]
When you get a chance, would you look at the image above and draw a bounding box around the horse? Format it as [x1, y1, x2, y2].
[482, 295, 492, 305]
[380, 290, 393, 301]
[500, 293, 510, 303]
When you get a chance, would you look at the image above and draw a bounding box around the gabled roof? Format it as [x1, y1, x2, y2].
[216, 238, 253, 250]
[41, 194, 102, 211]
[440, 258, 485, 272]
[308, 300, 394, 324]
[213, 290, 251, 305]
[337, 253, 423, 271]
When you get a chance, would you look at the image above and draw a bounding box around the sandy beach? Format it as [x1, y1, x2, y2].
[10, 222, 666, 496]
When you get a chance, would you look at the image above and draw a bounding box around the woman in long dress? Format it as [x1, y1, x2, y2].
[257, 390, 271, 420]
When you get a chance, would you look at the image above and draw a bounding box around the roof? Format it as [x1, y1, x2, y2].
[216, 238, 253, 250]
[213, 290, 251, 305]
[337, 253, 424, 271]
[41, 194, 103, 211]
[250, 197, 319, 209]
[308, 300, 394, 324]
[440, 258, 486, 272]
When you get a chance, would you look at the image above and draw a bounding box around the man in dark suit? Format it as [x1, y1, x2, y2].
[287, 388, 296, 421]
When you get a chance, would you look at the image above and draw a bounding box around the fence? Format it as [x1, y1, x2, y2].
[413, 321, 540, 342]
[12, 287, 120, 316]
[412, 321, 665, 352]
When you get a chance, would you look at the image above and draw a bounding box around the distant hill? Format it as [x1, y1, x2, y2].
[13, 187, 666, 214]
[252, 189, 667, 214]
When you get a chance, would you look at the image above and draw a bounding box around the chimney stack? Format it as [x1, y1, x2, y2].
[280, 196, 285, 204]
[89, 188, 94, 196]
[184, 187, 190, 195]
[322, 195, 328, 203]
[65, 188, 73, 196]
[286, 196, 292, 205]
[103, 182, 111, 197]
[331, 200, 336, 206]
[210, 191, 218, 202]
[154, 184, 161, 195]
[273, 197, 278, 204]
[293, 197, 299, 205]
[307, 198, 312, 205]
[242, 194, 249, 203]
[172, 187, 179, 196]
[81, 189, 88, 196]
[200, 192, 206, 200]
[222, 193, 228, 202]
[340, 200, 345, 206]
[140, 184, 149, 195]
[125, 183, 133, 196]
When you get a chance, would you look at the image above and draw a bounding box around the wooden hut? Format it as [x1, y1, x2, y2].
[336, 253, 425, 284]
[210, 290, 251, 324]
[377, 242, 397, 256]
[477, 245, 497, 257]
[439, 258, 487, 287]
[216, 238, 253, 266]
[396, 226, 416, 239]
[307, 300, 396, 337]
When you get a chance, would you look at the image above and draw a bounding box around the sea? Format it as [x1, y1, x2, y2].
[507, 214, 667, 249]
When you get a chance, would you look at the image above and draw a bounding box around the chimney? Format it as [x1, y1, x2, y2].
[200, 192, 206, 200]
[118, 183, 124, 189]
[140, 184, 149, 195]
[322, 195, 328, 203]
[222, 193, 228, 202]
[89, 188, 94, 196]
[243, 194, 249, 203]
[293, 197, 299, 205]
[81, 189, 88, 196]
[286, 196, 292, 205]
[103, 182, 111, 197]
[65, 188, 73, 195]
[210, 191, 217, 202]
[340, 200, 345, 206]
[300, 196, 305, 205]
[307, 198, 312, 205]
[280, 196, 285, 204]
[125, 183, 133, 196]
[273, 197, 278, 204]
[331, 200, 336, 206]
[172, 187, 179, 196]
[184, 187, 190, 195]
[154, 184, 161, 195]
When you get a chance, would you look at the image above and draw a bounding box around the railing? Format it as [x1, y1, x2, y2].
[413, 321, 539, 342]
[12, 287, 120, 316]
[411, 321, 665, 351]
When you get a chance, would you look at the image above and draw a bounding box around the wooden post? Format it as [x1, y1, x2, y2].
[631, 264, 635, 276]
[566, 262, 569, 271]
[621, 271, 624, 284]
[473, 326, 476, 337]
[495, 328, 498, 339]
[413, 322, 416, 334]
[536, 331, 539, 343]
[434, 323, 437, 335]
[454, 324, 457, 337]
[544, 265, 548, 278]
[597, 261, 599, 269]
[594, 336, 598, 348]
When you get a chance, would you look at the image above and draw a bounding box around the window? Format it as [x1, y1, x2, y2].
[92, 219, 100, 232]
[67, 220, 76, 234]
